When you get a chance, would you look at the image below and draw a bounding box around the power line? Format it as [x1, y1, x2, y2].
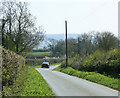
[74, 1, 117, 24]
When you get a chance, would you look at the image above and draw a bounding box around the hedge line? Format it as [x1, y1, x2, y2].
[26, 58, 64, 66]
[61, 49, 120, 78]
[2, 47, 25, 87]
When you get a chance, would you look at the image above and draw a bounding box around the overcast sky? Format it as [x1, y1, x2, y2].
[23, 0, 119, 36]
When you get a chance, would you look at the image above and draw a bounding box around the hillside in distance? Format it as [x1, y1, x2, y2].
[38, 33, 80, 48]
[45, 33, 80, 40]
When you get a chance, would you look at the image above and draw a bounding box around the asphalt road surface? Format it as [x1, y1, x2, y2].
[36, 65, 118, 96]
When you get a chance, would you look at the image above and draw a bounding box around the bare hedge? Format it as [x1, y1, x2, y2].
[2, 47, 25, 87]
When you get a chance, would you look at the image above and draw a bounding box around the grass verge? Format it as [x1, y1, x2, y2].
[6, 66, 55, 96]
[53, 67, 119, 91]
[21, 66, 55, 96]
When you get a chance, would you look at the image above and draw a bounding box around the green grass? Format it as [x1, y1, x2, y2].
[27, 52, 51, 56]
[22, 66, 55, 96]
[26, 52, 52, 59]
[35, 65, 42, 68]
[49, 63, 61, 66]
[54, 67, 119, 91]
[4, 66, 55, 96]
[12, 66, 55, 96]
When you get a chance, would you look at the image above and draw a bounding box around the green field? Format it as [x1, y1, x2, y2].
[27, 52, 51, 56]
[26, 52, 51, 59]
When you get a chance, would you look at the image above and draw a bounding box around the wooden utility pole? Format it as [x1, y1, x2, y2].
[78, 37, 80, 55]
[65, 21, 68, 67]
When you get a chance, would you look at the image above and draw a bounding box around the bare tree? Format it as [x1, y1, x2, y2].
[1, 2, 44, 55]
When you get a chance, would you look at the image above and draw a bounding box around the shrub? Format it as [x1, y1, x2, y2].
[2, 47, 25, 86]
[60, 49, 119, 78]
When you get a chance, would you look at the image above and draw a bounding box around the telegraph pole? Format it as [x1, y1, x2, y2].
[78, 37, 80, 55]
[65, 21, 68, 67]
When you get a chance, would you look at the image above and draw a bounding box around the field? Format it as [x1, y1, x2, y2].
[26, 52, 51, 59]
[27, 52, 51, 55]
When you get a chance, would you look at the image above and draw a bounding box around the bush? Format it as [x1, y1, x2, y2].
[2, 47, 25, 86]
[3, 66, 28, 96]
[61, 49, 119, 78]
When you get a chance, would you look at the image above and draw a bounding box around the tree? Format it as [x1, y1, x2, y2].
[78, 33, 94, 56]
[48, 38, 58, 56]
[54, 40, 65, 57]
[95, 32, 117, 51]
[1, 2, 44, 55]
[67, 38, 77, 57]
[48, 38, 77, 57]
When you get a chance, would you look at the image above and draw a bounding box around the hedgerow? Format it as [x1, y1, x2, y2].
[2, 47, 26, 95]
[61, 49, 120, 78]
[26, 58, 64, 66]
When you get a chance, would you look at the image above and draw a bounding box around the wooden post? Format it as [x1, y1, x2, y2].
[65, 21, 68, 67]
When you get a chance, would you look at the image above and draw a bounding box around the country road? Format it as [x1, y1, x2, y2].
[36, 65, 118, 96]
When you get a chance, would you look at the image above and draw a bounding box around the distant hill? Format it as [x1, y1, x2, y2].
[45, 33, 80, 40]
[38, 33, 81, 48]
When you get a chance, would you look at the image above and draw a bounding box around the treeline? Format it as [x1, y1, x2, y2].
[48, 32, 118, 57]
[49, 32, 119, 78]
[0, 2, 44, 56]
